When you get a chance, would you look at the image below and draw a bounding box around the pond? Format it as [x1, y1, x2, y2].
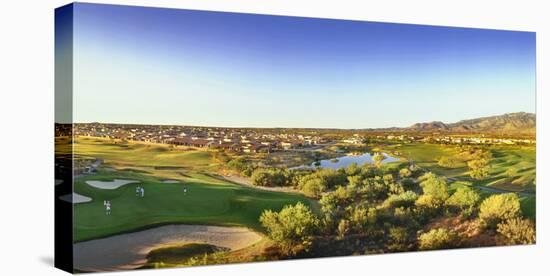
[293, 152, 399, 170]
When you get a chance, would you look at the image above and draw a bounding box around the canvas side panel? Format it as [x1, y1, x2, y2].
[54, 3, 74, 273]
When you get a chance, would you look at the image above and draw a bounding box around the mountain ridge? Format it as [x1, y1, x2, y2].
[404, 112, 535, 134]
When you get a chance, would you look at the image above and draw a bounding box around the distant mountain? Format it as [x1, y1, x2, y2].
[404, 112, 535, 135]
[409, 121, 449, 131]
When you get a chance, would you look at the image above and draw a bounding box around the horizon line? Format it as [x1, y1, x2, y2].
[69, 111, 535, 130]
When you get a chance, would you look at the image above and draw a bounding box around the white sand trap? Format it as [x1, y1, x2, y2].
[86, 179, 140, 190]
[74, 225, 262, 272]
[55, 179, 63, 185]
[59, 193, 92, 203]
[162, 179, 180, 183]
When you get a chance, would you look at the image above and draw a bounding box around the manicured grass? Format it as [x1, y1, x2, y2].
[485, 146, 536, 192]
[385, 143, 535, 193]
[72, 138, 316, 242]
[520, 196, 536, 220]
[386, 143, 468, 177]
[74, 137, 215, 170]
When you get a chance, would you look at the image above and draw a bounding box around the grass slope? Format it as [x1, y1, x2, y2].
[73, 138, 316, 242]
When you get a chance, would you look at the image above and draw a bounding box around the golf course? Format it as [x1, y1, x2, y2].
[69, 137, 317, 270]
[67, 135, 536, 271]
[383, 142, 536, 218]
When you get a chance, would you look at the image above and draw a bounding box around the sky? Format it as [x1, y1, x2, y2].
[65, 3, 536, 128]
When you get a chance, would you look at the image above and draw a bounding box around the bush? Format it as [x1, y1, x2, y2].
[362, 176, 389, 200]
[479, 193, 521, 229]
[337, 219, 350, 240]
[251, 168, 287, 187]
[387, 226, 410, 252]
[467, 158, 490, 180]
[417, 173, 449, 208]
[399, 168, 412, 178]
[373, 153, 387, 167]
[382, 191, 418, 209]
[418, 228, 459, 250]
[497, 218, 536, 245]
[445, 187, 480, 216]
[298, 169, 346, 198]
[260, 202, 319, 255]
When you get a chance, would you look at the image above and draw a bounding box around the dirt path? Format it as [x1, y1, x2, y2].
[74, 225, 262, 272]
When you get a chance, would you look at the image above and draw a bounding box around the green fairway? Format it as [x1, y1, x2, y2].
[74, 137, 215, 169]
[72, 138, 316, 242]
[385, 143, 536, 193]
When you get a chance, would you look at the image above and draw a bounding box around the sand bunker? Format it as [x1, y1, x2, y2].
[161, 180, 180, 183]
[86, 179, 140, 190]
[74, 225, 262, 271]
[59, 193, 92, 204]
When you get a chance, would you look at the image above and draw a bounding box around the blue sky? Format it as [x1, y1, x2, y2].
[69, 3, 536, 128]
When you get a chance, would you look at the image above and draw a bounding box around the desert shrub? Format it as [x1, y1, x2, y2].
[387, 226, 411, 252]
[362, 176, 389, 200]
[337, 219, 350, 240]
[260, 202, 319, 255]
[382, 191, 418, 209]
[467, 158, 490, 180]
[445, 186, 480, 216]
[399, 168, 412, 178]
[497, 217, 536, 245]
[298, 169, 347, 197]
[416, 173, 449, 209]
[479, 193, 521, 229]
[349, 206, 369, 233]
[373, 153, 387, 167]
[251, 168, 287, 187]
[418, 228, 459, 250]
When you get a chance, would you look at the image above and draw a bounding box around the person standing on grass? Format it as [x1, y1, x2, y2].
[135, 186, 140, 196]
[105, 201, 111, 215]
[141, 187, 145, 197]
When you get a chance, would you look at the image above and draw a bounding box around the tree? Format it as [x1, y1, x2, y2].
[373, 153, 387, 167]
[382, 191, 418, 209]
[345, 162, 361, 176]
[497, 217, 536, 245]
[399, 168, 412, 178]
[418, 228, 459, 250]
[300, 178, 326, 198]
[387, 226, 410, 252]
[349, 206, 368, 233]
[298, 169, 347, 198]
[467, 158, 490, 180]
[333, 185, 353, 202]
[445, 186, 480, 216]
[479, 193, 521, 229]
[416, 173, 449, 209]
[260, 202, 319, 255]
[337, 219, 350, 240]
[319, 193, 338, 225]
[383, 174, 394, 185]
[251, 168, 287, 187]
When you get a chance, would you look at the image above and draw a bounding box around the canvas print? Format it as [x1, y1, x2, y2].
[55, 2, 536, 273]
